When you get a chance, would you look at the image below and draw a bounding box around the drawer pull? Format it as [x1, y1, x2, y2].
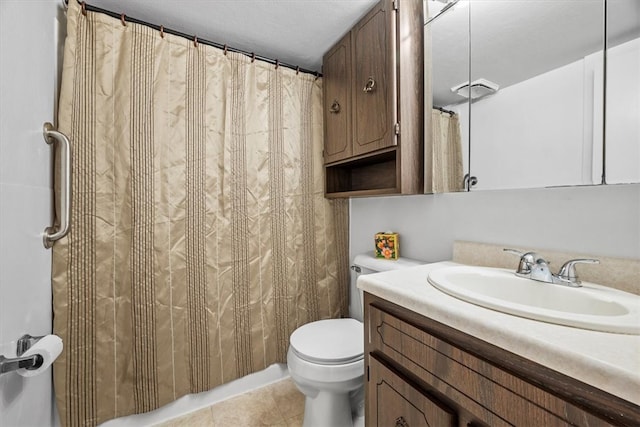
[395, 416, 409, 427]
[329, 100, 341, 114]
[363, 76, 376, 93]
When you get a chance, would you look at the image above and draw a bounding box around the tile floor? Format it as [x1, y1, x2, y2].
[155, 378, 305, 427]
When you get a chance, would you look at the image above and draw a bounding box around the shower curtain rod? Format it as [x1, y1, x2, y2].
[62, 0, 322, 77]
[434, 106, 456, 115]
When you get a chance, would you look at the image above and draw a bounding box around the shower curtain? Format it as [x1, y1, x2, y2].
[52, 2, 349, 425]
[429, 109, 464, 192]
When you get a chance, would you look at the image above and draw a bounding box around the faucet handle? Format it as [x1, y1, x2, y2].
[503, 249, 540, 276]
[503, 248, 524, 257]
[557, 258, 600, 285]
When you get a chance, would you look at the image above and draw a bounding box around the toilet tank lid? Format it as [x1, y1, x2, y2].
[353, 253, 423, 273]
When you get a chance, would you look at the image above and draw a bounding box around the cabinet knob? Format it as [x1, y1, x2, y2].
[395, 416, 409, 427]
[329, 100, 341, 114]
[363, 76, 376, 93]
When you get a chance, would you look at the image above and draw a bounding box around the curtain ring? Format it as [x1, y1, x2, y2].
[120, 13, 127, 26]
[251, 52, 255, 63]
[314, 71, 320, 81]
[275, 59, 279, 70]
[159, 25, 165, 39]
[223, 44, 228, 55]
[193, 36, 198, 48]
[81, 1, 87, 16]
[296, 66, 300, 75]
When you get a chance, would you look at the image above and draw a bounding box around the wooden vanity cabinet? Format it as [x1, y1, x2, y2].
[368, 356, 457, 427]
[364, 293, 640, 427]
[322, 0, 423, 197]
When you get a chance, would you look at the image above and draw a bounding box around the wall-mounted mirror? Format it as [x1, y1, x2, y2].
[424, 0, 629, 191]
[605, 0, 640, 184]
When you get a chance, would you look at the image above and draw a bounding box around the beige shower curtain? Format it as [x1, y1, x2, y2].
[429, 109, 464, 192]
[52, 2, 349, 426]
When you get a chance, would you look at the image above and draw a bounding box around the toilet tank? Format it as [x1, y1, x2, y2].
[349, 253, 423, 321]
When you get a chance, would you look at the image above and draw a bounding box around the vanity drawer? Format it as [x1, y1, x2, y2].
[366, 299, 621, 427]
[368, 355, 457, 427]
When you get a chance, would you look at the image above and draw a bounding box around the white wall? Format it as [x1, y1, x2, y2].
[350, 183, 640, 263]
[450, 50, 604, 190]
[0, 1, 64, 426]
[469, 59, 596, 189]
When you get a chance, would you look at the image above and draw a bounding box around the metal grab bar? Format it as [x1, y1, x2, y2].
[43, 122, 71, 248]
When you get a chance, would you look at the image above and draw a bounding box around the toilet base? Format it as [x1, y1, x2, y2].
[286, 323, 365, 427]
[302, 391, 352, 427]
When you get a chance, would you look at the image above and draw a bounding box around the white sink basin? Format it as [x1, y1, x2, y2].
[427, 266, 640, 334]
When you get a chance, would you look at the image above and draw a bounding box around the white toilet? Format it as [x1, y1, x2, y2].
[287, 253, 423, 427]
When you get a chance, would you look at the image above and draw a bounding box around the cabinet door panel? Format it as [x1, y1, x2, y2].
[368, 355, 457, 427]
[352, 0, 396, 156]
[323, 33, 352, 164]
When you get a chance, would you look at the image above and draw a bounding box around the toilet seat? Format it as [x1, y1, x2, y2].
[289, 318, 363, 365]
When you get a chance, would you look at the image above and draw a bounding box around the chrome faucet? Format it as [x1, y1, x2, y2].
[503, 249, 599, 287]
[503, 249, 538, 277]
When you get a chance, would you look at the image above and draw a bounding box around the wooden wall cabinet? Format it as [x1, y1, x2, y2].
[324, 32, 352, 164]
[364, 293, 640, 427]
[322, 0, 424, 198]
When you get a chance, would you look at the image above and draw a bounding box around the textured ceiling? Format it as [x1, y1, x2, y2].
[87, 0, 379, 72]
[79, 0, 639, 91]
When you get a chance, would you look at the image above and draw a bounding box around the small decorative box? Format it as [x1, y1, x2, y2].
[374, 232, 399, 260]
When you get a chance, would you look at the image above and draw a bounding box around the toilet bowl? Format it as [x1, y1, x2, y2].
[287, 253, 423, 427]
[287, 318, 363, 427]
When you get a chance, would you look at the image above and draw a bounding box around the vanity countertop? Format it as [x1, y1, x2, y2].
[357, 261, 640, 406]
